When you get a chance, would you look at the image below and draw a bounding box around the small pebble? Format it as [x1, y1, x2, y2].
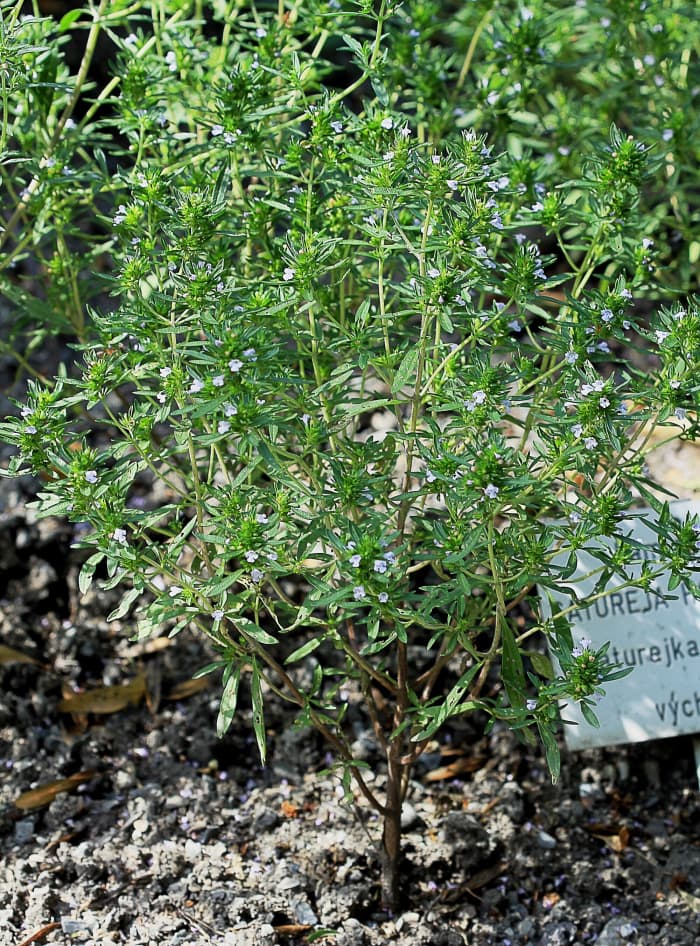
[537, 829, 557, 849]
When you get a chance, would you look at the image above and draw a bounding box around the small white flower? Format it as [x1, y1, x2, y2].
[24, 425, 37, 434]
[572, 423, 583, 438]
[620, 288, 633, 300]
[447, 179, 459, 191]
[565, 351, 578, 365]
[484, 483, 499, 499]
[600, 308, 614, 323]
[112, 528, 128, 545]
[572, 637, 593, 658]
[250, 568, 264, 582]
[383, 551, 397, 565]
[228, 359, 243, 373]
[425, 470, 437, 483]
[431, 154, 441, 165]
[85, 470, 98, 484]
[224, 402, 238, 417]
[243, 348, 257, 360]
[189, 378, 204, 394]
[212, 374, 225, 387]
[217, 420, 231, 435]
[399, 125, 411, 138]
[165, 50, 177, 72]
[353, 585, 366, 600]
[113, 204, 127, 225]
[157, 392, 167, 404]
[244, 550, 259, 563]
[378, 592, 389, 604]
[211, 124, 224, 136]
[373, 559, 388, 574]
[169, 585, 182, 597]
[381, 117, 394, 130]
[427, 267, 440, 278]
[349, 554, 362, 568]
[662, 128, 674, 142]
[330, 120, 343, 134]
[569, 511, 581, 524]
[675, 407, 687, 420]
[255, 27, 267, 38]
[526, 699, 538, 711]
[508, 319, 521, 332]
[282, 267, 295, 281]
[256, 513, 268, 524]
[212, 610, 224, 622]
[655, 330, 669, 344]
[599, 397, 610, 408]
[584, 436, 598, 450]
[160, 367, 172, 378]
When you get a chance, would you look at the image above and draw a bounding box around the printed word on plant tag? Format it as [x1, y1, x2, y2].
[545, 501, 700, 751]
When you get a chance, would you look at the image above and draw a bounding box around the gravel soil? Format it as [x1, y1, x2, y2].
[1, 466, 700, 946]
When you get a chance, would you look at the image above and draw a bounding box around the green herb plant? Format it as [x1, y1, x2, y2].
[2, 0, 700, 912]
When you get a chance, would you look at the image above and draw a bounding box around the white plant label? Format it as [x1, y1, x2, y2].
[543, 501, 700, 750]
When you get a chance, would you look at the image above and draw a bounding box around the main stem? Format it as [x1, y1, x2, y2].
[380, 640, 411, 910]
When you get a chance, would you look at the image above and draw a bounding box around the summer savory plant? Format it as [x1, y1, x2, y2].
[2, 0, 700, 912]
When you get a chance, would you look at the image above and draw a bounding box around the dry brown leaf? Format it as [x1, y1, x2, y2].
[543, 892, 561, 910]
[590, 824, 630, 852]
[17, 923, 62, 946]
[273, 924, 312, 936]
[58, 675, 146, 714]
[164, 677, 211, 701]
[0, 644, 42, 667]
[15, 770, 96, 811]
[280, 800, 299, 818]
[122, 637, 174, 659]
[424, 755, 486, 782]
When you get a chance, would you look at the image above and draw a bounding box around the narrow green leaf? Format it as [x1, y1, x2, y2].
[235, 617, 277, 645]
[107, 586, 141, 621]
[539, 724, 561, 783]
[285, 637, 323, 664]
[528, 651, 555, 679]
[216, 666, 241, 738]
[580, 701, 601, 728]
[391, 346, 419, 394]
[58, 8, 85, 31]
[251, 666, 267, 763]
[78, 553, 104, 595]
[501, 621, 526, 709]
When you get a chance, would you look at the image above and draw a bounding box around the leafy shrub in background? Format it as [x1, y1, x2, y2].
[1, 0, 700, 911]
[3, 0, 700, 377]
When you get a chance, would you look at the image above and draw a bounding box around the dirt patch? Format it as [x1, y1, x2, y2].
[1, 469, 700, 946]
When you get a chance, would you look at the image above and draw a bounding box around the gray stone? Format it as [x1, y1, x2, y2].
[537, 829, 557, 849]
[596, 917, 639, 945]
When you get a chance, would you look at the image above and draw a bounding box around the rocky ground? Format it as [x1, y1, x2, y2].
[1, 459, 700, 946]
